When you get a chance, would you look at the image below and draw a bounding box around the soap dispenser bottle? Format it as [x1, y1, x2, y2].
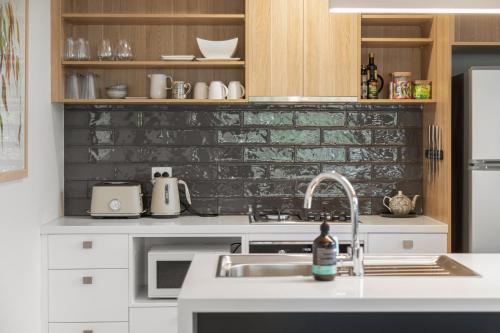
[312, 221, 338, 281]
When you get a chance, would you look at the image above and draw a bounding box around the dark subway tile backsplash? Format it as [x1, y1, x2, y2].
[64, 103, 423, 216]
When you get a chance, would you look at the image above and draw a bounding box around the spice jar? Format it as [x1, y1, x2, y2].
[391, 72, 412, 99]
[413, 80, 432, 99]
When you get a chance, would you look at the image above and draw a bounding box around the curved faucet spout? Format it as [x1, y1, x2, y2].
[303, 171, 363, 276]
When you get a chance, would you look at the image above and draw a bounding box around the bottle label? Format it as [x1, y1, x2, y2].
[313, 237, 338, 276]
[312, 264, 337, 275]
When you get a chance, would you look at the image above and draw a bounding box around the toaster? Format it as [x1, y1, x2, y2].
[90, 182, 144, 218]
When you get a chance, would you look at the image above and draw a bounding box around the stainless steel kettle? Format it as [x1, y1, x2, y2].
[150, 173, 191, 218]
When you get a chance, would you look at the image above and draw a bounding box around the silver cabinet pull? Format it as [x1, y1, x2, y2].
[403, 240, 414, 250]
[82, 241, 93, 249]
[82, 276, 93, 285]
[83, 330, 93, 333]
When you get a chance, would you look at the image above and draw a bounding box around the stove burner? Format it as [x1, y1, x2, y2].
[251, 208, 352, 224]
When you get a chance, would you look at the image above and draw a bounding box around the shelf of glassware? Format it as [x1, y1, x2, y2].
[62, 13, 246, 25]
[62, 60, 245, 69]
[62, 99, 247, 105]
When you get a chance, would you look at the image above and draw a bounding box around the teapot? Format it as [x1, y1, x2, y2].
[383, 191, 419, 216]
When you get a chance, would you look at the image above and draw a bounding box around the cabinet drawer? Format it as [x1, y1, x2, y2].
[368, 234, 447, 254]
[130, 307, 177, 333]
[48, 235, 128, 269]
[49, 269, 128, 322]
[49, 322, 128, 333]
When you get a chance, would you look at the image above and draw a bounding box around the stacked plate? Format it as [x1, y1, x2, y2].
[160, 55, 196, 61]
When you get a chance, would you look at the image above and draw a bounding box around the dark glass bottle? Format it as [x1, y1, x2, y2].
[361, 65, 368, 99]
[367, 52, 379, 99]
[312, 222, 337, 281]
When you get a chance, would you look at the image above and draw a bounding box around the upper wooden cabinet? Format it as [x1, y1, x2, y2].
[304, 1, 360, 97]
[247, 0, 359, 98]
[246, 0, 304, 97]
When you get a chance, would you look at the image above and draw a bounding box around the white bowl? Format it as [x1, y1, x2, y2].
[196, 38, 238, 59]
[106, 89, 128, 99]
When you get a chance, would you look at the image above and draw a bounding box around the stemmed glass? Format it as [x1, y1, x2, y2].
[97, 39, 113, 61]
[116, 39, 133, 61]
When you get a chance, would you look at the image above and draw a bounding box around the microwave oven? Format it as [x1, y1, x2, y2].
[148, 244, 229, 298]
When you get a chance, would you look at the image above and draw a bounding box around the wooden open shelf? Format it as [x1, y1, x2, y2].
[358, 99, 436, 105]
[62, 60, 245, 69]
[362, 14, 434, 26]
[361, 38, 434, 48]
[53, 0, 247, 103]
[360, 14, 436, 100]
[63, 99, 247, 105]
[62, 13, 246, 25]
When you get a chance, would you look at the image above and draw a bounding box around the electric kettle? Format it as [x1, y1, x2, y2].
[150, 172, 191, 218]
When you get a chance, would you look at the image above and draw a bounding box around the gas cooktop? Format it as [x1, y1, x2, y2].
[249, 210, 354, 225]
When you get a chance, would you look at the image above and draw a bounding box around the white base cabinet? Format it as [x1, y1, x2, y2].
[49, 322, 128, 333]
[130, 307, 178, 333]
[42, 220, 448, 333]
[49, 269, 129, 322]
[368, 234, 447, 254]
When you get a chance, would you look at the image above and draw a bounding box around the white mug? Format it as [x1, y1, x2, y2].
[194, 82, 209, 99]
[209, 81, 228, 100]
[228, 81, 245, 100]
[148, 74, 173, 99]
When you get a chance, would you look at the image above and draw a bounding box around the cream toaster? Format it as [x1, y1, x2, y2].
[90, 182, 144, 218]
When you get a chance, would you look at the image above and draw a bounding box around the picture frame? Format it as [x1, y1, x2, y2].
[0, 0, 28, 182]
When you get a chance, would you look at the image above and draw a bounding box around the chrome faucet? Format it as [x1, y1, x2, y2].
[303, 171, 364, 276]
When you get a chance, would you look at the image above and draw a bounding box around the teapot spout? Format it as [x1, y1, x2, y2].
[412, 195, 420, 211]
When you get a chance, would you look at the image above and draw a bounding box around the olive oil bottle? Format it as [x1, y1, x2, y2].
[312, 222, 338, 281]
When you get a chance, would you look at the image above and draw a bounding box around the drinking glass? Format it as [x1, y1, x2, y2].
[81, 73, 99, 99]
[65, 72, 81, 99]
[76, 38, 90, 61]
[116, 39, 133, 60]
[64, 38, 76, 60]
[97, 39, 113, 61]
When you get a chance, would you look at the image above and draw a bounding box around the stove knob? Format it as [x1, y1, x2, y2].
[278, 250, 287, 254]
[338, 213, 347, 222]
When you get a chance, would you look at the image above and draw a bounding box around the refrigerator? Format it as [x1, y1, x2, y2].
[453, 67, 500, 253]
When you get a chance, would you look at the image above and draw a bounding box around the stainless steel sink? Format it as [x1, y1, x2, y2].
[216, 254, 480, 278]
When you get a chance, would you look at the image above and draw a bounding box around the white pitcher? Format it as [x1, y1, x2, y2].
[148, 74, 173, 99]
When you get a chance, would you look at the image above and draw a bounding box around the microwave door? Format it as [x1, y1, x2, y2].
[156, 261, 191, 297]
[148, 252, 194, 299]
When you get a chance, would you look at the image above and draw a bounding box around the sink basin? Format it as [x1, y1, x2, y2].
[216, 254, 480, 278]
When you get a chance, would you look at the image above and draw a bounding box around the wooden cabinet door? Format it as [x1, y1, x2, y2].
[247, 0, 304, 97]
[304, 0, 360, 97]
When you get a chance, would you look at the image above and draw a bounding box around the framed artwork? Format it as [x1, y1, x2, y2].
[0, 0, 28, 182]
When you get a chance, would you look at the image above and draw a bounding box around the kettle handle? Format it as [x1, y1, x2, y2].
[383, 196, 392, 213]
[178, 180, 192, 205]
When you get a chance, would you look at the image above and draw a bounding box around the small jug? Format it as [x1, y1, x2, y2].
[383, 191, 419, 216]
[172, 81, 192, 99]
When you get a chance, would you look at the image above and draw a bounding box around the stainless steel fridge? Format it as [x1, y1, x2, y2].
[453, 67, 500, 253]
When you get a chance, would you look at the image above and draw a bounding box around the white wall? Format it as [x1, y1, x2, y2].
[0, 0, 64, 332]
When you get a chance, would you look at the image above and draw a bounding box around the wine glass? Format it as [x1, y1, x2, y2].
[116, 39, 133, 61]
[76, 38, 90, 61]
[97, 39, 113, 61]
[64, 37, 76, 60]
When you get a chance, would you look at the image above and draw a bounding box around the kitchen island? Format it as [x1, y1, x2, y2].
[178, 254, 500, 333]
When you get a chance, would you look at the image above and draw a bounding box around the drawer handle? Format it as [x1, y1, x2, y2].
[403, 240, 414, 250]
[82, 241, 93, 249]
[82, 276, 93, 285]
[83, 331, 93, 333]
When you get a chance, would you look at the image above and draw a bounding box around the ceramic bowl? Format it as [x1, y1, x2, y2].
[106, 89, 128, 99]
[196, 38, 238, 59]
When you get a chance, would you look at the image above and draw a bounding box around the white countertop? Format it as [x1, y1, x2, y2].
[177, 253, 500, 326]
[40, 215, 448, 235]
